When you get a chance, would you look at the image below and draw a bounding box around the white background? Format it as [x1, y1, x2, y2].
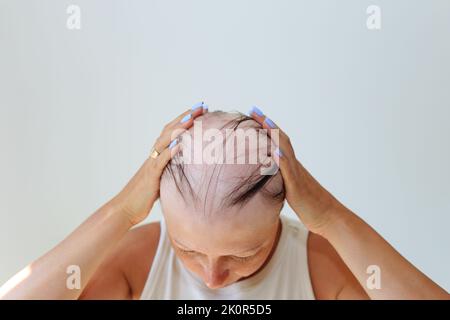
[0, 0, 449, 291]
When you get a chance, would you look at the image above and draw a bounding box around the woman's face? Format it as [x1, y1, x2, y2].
[163, 196, 281, 289]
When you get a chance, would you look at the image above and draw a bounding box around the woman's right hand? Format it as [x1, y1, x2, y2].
[112, 103, 207, 226]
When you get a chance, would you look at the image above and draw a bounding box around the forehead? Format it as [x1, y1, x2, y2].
[163, 201, 279, 254]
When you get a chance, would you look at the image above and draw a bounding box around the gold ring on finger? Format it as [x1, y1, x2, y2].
[150, 147, 160, 159]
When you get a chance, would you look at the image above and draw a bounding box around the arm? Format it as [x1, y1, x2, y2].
[308, 232, 369, 299]
[79, 222, 160, 300]
[320, 199, 449, 299]
[249, 109, 448, 299]
[0, 201, 131, 300]
[0, 106, 204, 299]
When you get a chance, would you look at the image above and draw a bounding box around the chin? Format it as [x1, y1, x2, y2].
[204, 279, 236, 290]
[216, 274, 258, 289]
[202, 274, 244, 290]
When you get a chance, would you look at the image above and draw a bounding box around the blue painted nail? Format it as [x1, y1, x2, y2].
[264, 117, 276, 129]
[249, 106, 264, 117]
[202, 104, 209, 111]
[180, 113, 192, 123]
[191, 101, 204, 110]
[169, 139, 178, 149]
[275, 147, 283, 157]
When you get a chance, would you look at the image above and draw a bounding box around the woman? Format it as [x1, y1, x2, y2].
[0, 103, 447, 299]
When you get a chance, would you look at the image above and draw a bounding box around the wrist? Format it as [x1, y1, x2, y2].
[294, 162, 336, 216]
[103, 198, 136, 230]
[292, 162, 352, 236]
[109, 161, 158, 227]
[316, 202, 355, 240]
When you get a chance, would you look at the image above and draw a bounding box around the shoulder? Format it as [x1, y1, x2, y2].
[307, 232, 368, 299]
[121, 221, 161, 251]
[115, 221, 161, 299]
[80, 221, 161, 299]
[281, 215, 309, 241]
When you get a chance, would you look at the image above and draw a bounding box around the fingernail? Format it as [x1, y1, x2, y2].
[249, 106, 264, 117]
[275, 147, 283, 157]
[264, 117, 276, 129]
[180, 113, 192, 123]
[202, 104, 209, 112]
[191, 101, 204, 110]
[169, 139, 178, 149]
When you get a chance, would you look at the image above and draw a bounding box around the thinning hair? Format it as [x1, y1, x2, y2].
[161, 111, 285, 215]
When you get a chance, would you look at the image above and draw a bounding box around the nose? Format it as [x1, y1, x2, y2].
[203, 260, 229, 289]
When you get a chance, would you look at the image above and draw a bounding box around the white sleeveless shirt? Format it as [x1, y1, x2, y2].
[140, 215, 315, 299]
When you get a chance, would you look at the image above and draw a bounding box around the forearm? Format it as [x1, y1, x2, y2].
[0, 108, 197, 300]
[300, 170, 448, 299]
[322, 206, 448, 299]
[0, 200, 132, 300]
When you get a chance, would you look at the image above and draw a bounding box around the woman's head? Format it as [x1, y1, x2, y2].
[160, 110, 285, 289]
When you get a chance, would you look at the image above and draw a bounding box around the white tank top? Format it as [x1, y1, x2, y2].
[140, 214, 315, 299]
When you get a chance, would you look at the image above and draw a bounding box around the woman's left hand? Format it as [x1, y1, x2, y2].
[250, 106, 449, 299]
[249, 107, 341, 235]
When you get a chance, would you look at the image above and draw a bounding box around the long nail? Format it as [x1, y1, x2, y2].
[191, 101, 204, 111]
[249, 106, 264, 117]
[264, 117, 276, 129]
[169, 139, 178, 149]
[180, 113, 192, 123]
[275, 147, 283, 157]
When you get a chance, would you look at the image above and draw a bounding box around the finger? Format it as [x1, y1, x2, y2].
[270, 145, 299, 195]
[150, 139, 182, 172]
[247, 106, 295, 157]
[248, 106, 266, 126]
[248, 106, 300, 186]
[153, 102, 206, 153]
[271, 146, 283, 169]
[248, 106, 286, 139]
[167, 101, 207, 128]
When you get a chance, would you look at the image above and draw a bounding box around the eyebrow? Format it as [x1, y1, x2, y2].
[173, 239, 264, 255]
[173, 239, 193, 250]
[237, 244, 264, 254]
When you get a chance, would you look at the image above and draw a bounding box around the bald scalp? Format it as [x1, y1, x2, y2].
[160, 111, 285, 217]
